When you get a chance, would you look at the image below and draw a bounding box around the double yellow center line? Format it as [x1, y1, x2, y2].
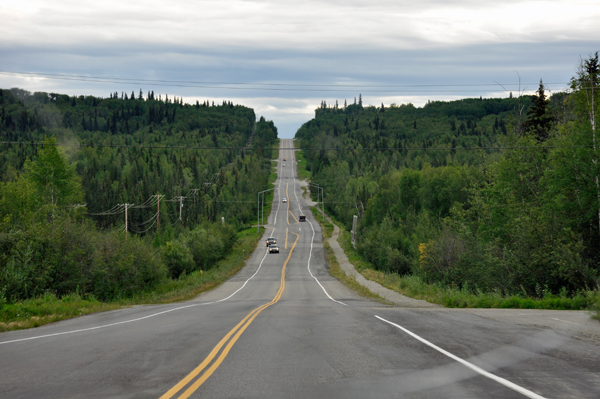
[160, 233, 300, 399]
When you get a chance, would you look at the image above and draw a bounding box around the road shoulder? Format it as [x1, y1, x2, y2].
[321, 210, 439, 308]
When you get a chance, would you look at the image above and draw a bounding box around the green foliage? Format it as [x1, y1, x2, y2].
[0, 227, 264, 331]
[0, 88, 277, 231]
[296, 54, 600, 302]
[24, 136, 83, 206]
[0, 88, 278, 304]
[163, 222, 237, 278]
[0, 217, 168, 302]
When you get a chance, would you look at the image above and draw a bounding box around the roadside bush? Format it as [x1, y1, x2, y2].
[163, 239, 195, 278]
[0, 217, 168, 302]
[91, 231, 167, 300]
[183, 222, 237, 271]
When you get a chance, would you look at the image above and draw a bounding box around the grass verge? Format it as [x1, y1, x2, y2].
[318, 210, 600, 312]
[332, 223, 600, 311]
[310, 207, 388, 303]
[272, 139, 280, 160]
[0, 227, 264, 332]
[295, 150, 311, 181]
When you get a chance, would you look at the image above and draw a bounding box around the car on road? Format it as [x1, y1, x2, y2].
[299, 215, 306, 222]
[268, 244, 279, 253]
[283, 158, 287, 161]
[283, 164, 285, 167]
[266, 237, 276, 246]
[282, 198, 287, 203]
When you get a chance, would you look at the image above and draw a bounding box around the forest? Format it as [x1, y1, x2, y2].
[297, 53, 600, 298]
[0, 88, 277, 302]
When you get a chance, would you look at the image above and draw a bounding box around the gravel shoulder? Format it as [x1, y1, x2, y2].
[317, 204, 600, 342]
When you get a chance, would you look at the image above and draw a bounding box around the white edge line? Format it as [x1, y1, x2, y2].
[290, 141, 346, 306]
[0, 248, 272, 346]
[1, 142, 305, 345]
[374, 315, 547, 399]
[550, 318, 579, 325]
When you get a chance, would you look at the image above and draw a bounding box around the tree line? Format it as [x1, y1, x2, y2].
[297, 52, 600, 297]
[0, 88, 278, 302]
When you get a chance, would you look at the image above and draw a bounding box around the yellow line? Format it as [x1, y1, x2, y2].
[160, 234, 300, 399]
[285, 227, 288, 250]
[158, 306, 266, 399]
[285, 182, 299, 224]
[288, 211, 299, 224]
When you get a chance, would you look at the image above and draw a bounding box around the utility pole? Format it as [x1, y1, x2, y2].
[322, 188, 324, 222]
[351, 215, 358, 249]
[309, 182, 324, 222]
[257, 188, 275, 233]
[168, 196, 186, 223]
[123, 203, 134, 236]
[190, 189, 200, 224]
[178, 196, 184, 221]
[155, 195, 164, 231]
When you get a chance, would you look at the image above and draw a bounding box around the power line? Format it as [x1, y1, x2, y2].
[0, 71, 571, 93]
[1, 71, 571, 87]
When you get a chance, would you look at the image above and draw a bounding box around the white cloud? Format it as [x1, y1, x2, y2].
[1, 0, 598, 50]
[0, 0, 597, 138]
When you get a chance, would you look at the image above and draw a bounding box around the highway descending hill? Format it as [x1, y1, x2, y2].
[1, 139, 599, 398]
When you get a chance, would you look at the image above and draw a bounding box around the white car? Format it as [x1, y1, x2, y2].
[283, 164, 286, 167]
[282, 198, 287, 203]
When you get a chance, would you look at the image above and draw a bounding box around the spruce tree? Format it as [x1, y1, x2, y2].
[524, 79, 552, 142]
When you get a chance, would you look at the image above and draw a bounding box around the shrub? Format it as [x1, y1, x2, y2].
[163, 239, 195, 278]
[91, 231, 167, 300]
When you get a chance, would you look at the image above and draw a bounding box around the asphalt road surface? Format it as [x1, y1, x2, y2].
[1, 139, 599, 398]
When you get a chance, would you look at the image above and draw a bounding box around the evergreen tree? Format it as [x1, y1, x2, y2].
[524, 79, 552, 142]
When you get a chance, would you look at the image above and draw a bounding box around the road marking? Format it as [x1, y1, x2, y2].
[289, 154, 346, 306]
[286, 182, 290, 225]
[160, 233, 300, 399]
[285, 227, 288, 249]
[0, 248, 274, 346]
[288, 210, 299, 224]
[551, 318, 580, 325]
[375, 315, 548, 399]
[306, 218, 347, 306]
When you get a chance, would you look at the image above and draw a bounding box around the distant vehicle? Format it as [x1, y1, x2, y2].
[299, 215, 306, 222]
[283, 164, 286, 167]
[269, 244, 279, 254]
[282, 198, 287, 203]
[266, 237, 276, 247]
[283, 158, 287, 161]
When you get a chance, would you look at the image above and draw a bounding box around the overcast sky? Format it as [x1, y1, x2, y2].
[1, 0, 599, 138]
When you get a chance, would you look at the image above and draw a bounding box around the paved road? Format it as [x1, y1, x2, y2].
[1, 139, 599, 398]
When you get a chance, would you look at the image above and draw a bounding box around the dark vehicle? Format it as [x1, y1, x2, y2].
[266, 237, 277, 246]
[269, 244, 280, 254]
[299, 215, 306, 222]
